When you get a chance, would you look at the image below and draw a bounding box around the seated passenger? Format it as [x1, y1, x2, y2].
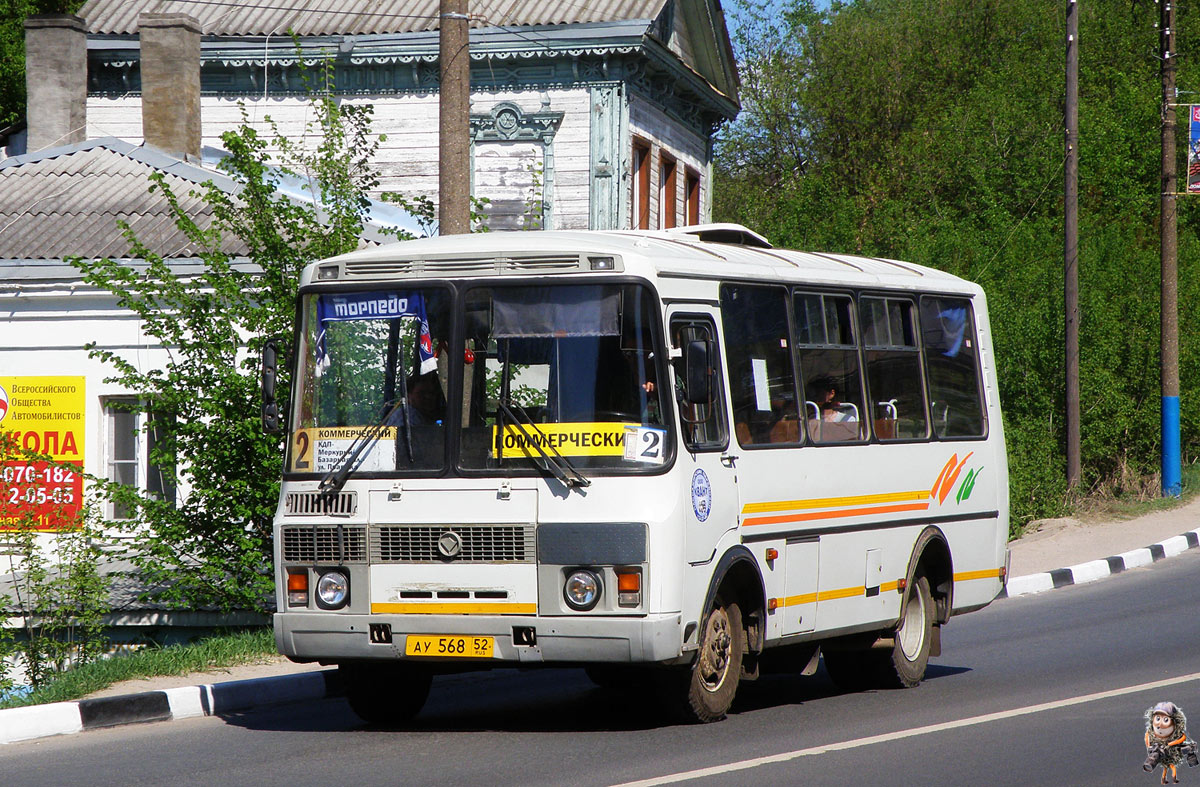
[810, 377, 856, 423]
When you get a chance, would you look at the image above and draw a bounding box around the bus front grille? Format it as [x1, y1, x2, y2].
[281, 525, 368, 563]
[372, 525, 535, 563]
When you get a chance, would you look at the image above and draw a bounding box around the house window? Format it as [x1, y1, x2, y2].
[105, 400, 176, 520]
[660, 153, 677, 229]
[685, 168, 701, 226]
[632, 137, 651, 229]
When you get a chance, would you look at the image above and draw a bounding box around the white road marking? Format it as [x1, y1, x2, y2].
[611, 671, 1200, 786]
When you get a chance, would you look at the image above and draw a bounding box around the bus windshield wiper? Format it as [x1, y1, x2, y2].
[318, 398, 406, 499]
[496, 401, 590, 489]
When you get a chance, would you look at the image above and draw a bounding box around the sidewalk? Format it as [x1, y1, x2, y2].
[3, 496, 1199, 745]
[1004, 494, 1200, 596]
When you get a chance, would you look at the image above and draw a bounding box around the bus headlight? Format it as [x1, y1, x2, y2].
[315, 570, 350, 609]
[563, 569, 602, 611]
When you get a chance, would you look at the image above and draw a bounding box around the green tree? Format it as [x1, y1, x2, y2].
[70, 69, 405, 612]
[0, 432, 109, 691]
[0, 1, 85, 129]
[718, 0, 1200, 529]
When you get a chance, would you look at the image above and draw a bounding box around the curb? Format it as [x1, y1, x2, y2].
[1000, 528, 1200, 599]
[0, 668, 341, 745]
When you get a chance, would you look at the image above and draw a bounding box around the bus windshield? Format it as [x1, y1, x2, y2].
[287, 282, 671, 478]
[289, 287, 452, 475]
[458, 282, 670, 472]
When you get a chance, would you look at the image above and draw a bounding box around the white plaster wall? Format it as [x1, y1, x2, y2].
[1, 288, 187, 529]
[87, 87, 593, 231]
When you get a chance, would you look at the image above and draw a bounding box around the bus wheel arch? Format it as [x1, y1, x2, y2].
[904, 526, 953, 628]
[699, 545, 766, 659]
[672, 546, 764, 723]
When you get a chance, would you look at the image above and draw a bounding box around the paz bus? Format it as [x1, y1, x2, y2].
[263, 224, 1009, 724]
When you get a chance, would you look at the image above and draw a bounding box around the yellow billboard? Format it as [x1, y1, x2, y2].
[0, 376, 86, 530]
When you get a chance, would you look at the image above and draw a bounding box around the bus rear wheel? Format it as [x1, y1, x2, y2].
[885, 574, 934, 687]
[824, 575, 934, 691]
[341, 662, 432, 725]
[678, 599, 743, 723]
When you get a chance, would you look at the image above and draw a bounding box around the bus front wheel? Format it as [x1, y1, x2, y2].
[679, 599, 743, 723]
[341, 662, 432, 725]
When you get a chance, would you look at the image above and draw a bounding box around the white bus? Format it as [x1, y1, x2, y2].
[265, 225, 1009, 724]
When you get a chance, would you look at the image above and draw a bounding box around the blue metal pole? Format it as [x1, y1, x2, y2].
[1163, 396, 1182, 497]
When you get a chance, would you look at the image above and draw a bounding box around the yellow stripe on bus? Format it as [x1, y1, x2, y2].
[818, 585, 866, 601]
[742, 490, 931, 515]
[780, 592, 818, 607]
[953, 568, 1003, 582]
[370, 602, 537, 615]
[775, 584, 876, 607]
[743, 501, 930, 527]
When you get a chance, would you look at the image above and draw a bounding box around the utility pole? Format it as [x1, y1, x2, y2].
[439, 0, 470, 235]
[1160, 0, 1182, 496]
[1065, 0, 1081, 489]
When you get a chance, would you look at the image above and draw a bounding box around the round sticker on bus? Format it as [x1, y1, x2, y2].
[691, 469, 712, 522]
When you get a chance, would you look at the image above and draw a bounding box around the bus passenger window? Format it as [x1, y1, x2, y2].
[861, 297, 929, 441]
[920, 296, 987, 438]
[794, 292, 867, 443]
[718, 285, 799, 447]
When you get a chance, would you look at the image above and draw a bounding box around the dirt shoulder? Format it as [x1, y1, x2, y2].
[1007, 495, 1200, 577]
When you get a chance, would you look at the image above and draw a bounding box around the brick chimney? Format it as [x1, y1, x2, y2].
[139, 13, 201, 159]
[24, 14, 88, 153]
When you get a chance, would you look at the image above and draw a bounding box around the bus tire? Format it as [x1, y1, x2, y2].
[825, 575, 934, 691]
[883, 574, 934, 688]
[341, 662, 432, 725]
[682, 598, 743, 723]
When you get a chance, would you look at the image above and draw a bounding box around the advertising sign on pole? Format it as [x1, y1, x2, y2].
[1189, 106, 1200, 193]
[0, 376, 86, 530]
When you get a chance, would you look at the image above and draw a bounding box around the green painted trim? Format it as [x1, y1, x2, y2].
[88, 51, 733, 134]
[588, 84, 625, 230]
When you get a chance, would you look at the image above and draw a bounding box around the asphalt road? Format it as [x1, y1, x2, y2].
[5, 551, 1199, 787]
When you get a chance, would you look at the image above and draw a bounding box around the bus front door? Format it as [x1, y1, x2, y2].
[669, 308, 740, 565]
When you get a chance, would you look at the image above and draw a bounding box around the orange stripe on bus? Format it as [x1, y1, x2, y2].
[742, 501, 930, 527]
[742, 490, 930, 515]
[930, 454, 957, 499]
[938, 451, 975, 504]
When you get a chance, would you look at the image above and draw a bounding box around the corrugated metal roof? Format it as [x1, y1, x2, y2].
[0, 141, 247, 260]
[80, 0, 666, 37]
[0, 138, 411, 262]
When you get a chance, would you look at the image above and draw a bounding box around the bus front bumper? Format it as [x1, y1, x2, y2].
[274, 611, 685, 664]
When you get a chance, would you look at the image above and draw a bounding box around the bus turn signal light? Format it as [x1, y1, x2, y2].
[616, 570, 641, 607]
[287, 570, 308, 607]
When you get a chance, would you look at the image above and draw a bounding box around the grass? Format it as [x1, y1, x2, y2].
[0, 628, 278, 710]
[1069, 463, 1200, 525]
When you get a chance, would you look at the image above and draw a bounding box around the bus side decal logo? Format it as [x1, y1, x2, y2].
[691, 469, 712, 522]
[930, 452, 975, 505]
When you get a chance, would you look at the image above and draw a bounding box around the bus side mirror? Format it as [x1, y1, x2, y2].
[262, 338, 283, 434]
[684, 340, 712, 405]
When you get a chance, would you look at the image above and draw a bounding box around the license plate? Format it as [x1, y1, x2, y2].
[405, 635, 494, 658]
